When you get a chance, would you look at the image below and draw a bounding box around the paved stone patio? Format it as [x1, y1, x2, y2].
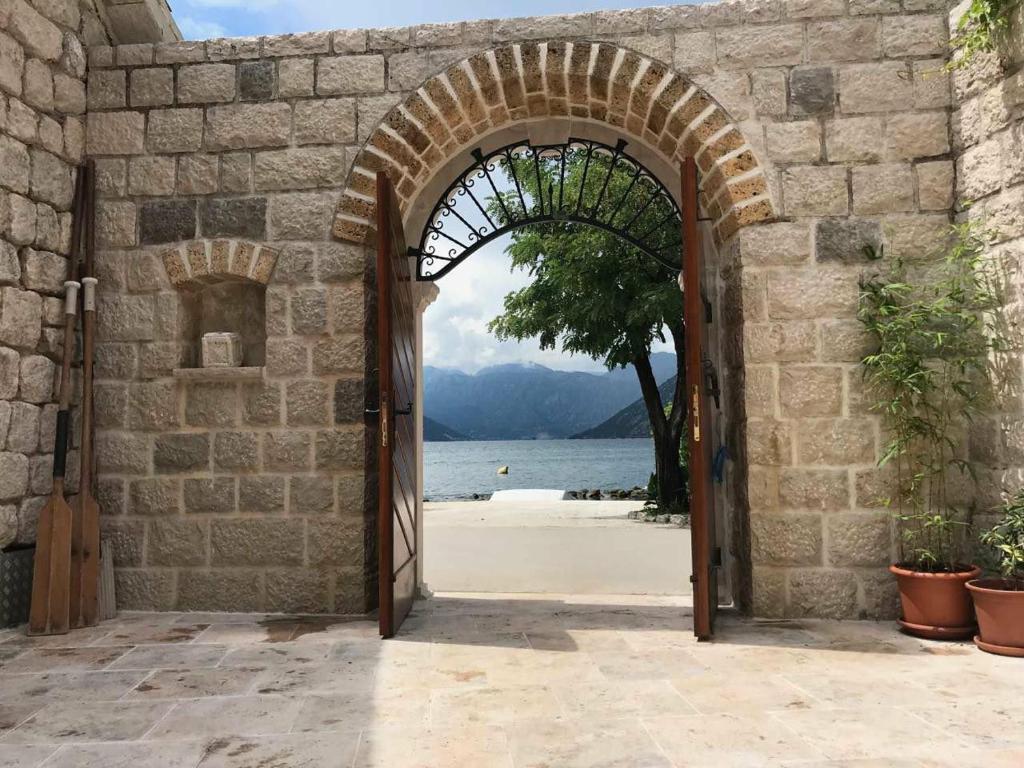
[0, 593, 1022, 767]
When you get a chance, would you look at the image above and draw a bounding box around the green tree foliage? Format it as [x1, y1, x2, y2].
[486, 150, 689, 508]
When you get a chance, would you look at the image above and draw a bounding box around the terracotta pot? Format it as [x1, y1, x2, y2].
[967, 578, 1024, 657]
[889, 563, 981, 640]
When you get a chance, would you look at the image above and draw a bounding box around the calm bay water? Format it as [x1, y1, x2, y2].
[424, 438, 655, 500]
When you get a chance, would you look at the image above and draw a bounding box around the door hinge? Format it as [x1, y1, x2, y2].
[380, 393, 389, 448]
[702, 357, 721, 410]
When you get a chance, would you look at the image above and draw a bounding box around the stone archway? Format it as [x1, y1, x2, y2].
[332, 41, 776, 249]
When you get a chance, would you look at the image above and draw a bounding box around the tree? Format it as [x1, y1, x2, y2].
[487, 150, 688, 509]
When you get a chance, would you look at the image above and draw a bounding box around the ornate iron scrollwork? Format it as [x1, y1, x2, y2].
[410, 137, 683, 280]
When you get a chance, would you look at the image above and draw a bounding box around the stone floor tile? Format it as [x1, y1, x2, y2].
[2, 700, 174, 744]
[525, 628, 631, 652]
[0, 744, 56, 767]
[910, 702, 1024, 750]
[146, 695, 303, 740]
[0, 647, 23, 665]
[194, 622, 299, 645]
[0, 670, 149, 706]
[645, 712, 821, 767]
[354, 722, 513, 768]
[251, 662, 376, 695]
[124, 667, 266, 699]
[107, 643, 230, 671]
[671, 671, 819, 714]
[43, 741, 204, 768]
[429, 684, 562, 726]
[93, 621, 210, 646]
[0, 703, 41, 736]
[0, 646, 132, 673]
[589, 648, 706, 681]
[196, 732, 362, 767]
[554, 679, 697, 719]
[219, 643, 332, 668]
[772, 706, 963, 761]
[1, 625, 114, 650]
[918, 747, 1024, 768]
[293, 689, 430, 732]
[508, 715, 671, 768]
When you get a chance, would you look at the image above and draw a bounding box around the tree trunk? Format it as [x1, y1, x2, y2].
[633, 352, 686, 509]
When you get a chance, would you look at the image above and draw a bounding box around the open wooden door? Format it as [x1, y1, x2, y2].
[681, 157, 717, 640]
[376, 172, 417, 639]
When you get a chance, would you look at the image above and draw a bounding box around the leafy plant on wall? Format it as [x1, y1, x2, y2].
[949, 0, 1020, 69]
[857, 220, 1010, 572]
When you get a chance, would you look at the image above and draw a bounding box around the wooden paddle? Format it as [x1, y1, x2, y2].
[73, 162, 100, 628]
[28, 165, 86, 636]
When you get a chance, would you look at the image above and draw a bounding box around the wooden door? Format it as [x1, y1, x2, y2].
[376, 172, 418, 639]
[681, 157, 717, 640]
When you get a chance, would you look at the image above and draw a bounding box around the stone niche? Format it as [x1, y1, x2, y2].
[161, 239, 279, 375]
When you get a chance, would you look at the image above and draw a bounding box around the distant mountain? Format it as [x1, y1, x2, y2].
[573, 376, 678, 439]
[424, 416, 468, 442]
[424, 353, 677, 440]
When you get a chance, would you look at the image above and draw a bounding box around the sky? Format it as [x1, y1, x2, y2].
[173, 0, 682, 373]
[172, 0, 677, 39]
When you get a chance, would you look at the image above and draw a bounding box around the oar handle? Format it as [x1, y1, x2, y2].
[63, 281, 80, 316]
[82, 277, 97, 311]
[53, 410, 69, 480]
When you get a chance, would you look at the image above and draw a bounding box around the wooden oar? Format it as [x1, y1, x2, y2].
[74, 162, 100, 628]
[28, 166, 86, 636]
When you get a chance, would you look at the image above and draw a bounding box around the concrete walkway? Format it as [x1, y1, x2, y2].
[0, 594, 1022, 767]
[424, 500, 692, 594]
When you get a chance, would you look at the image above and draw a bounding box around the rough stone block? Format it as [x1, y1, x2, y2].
[154, 433, 210, 474]
[239, 60, 275, 101]
[214, 431, 259, 471]
[265, 569, 331, 614]
[263, 431, 311, 471]
[177, 63, 236, 103]
[95, 201, 136, 249]
[956, 138, 1003, 201]
[5, 401, 38, 453]
[130, 67, 173, 107]
[211, 519, 303, 566]
[29, 148, 72, 209]
[885, 112, 949, 159]
[912, 59, 950, 109]
[788, 67, 833, 115]
[319, 243, 366, 283]
[200, 197, 266, 239]
[0, 347, 18, 399]
[315, 427, 363, 470]
[916, 160, 954, 211]
[788, 569, 860, 619]
[127, 381, 179, 431]
[0, 31, 25, 97]
[316, 54, 385, 95]
[767, 267, 858, 320]
[334, 378, 365, 424]
[8, 1, 62, 62]
[815, 217, 882, 263]
[86, 111, 144, 155]
[20, 248, 66, 294]
[796, 418, 876, 465]
[266, 338, 308, 377]
[206, 103, 292, 150]
[781, 165, 848, 216]
[286, 380, 328, 427]
[0, 286, 41, 349]
[239, 475, 285, 513]
[294, 99, 356, 145]
[128, 155, 175, 197]
[146, 108, 203, 153]
[290, 288, 327, 335]
[52, 72, 84, 114]
[0, 136, 31, 195]
[175, 569, 263, 612]
[307, 517, 363, 566]
[715, 24, 802, 68]
[819, 320, 871, 363]
[254, 147, 348, 192]
[825, 116, 882, 163]
[185, 382, 237, 427]
[267, 192, 334, 241]
[827, 512, 892, 567]
[839, 62, 912, 114]
[744, 322, 816, 363]
[779, 467, 849, 510]
[129, 478, 181, 516]
[96, 432, 149, 475]
[146, 519, 207, 566]
[806, 18, 880, 62]
[747, 419, 792, 466]
[779, 365, 842, 417]
[243, 382, 281, 426]
[852, 163, 914, 215]
[116, 570, 175, 611]
[314, 337, 363, 376]
[882, 14, 947, 57]
[290, 475, 334, 515]
[183, 476, 235, 514]
[139, 200, 196, 245]
[765, 120, 821, 163]
[279, 58, 314, 98]
[751, 511, 822, 566]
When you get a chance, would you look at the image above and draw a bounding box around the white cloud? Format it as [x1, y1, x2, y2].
[176, 16, 229, 39]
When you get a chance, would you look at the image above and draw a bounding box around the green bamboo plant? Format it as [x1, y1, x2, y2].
[980, 489, 1024, 588]
[858, 220, 1008, 573]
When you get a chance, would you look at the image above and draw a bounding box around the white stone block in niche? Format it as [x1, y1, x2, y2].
[202, 332, 243, 368]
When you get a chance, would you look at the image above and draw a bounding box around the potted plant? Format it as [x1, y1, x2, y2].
[968, 490, 1024, 655]
[859, 221, 1006, 639]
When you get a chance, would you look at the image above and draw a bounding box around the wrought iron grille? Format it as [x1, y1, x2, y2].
[411, 138, 683, 280]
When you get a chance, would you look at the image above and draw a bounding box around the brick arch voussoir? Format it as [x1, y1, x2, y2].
[333, 41, 776, 249]
[161, 239, 280, 289]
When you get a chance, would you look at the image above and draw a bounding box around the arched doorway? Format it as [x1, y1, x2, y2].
[334, 42, 778, 639]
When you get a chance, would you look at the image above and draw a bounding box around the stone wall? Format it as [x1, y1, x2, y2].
[953, 6, 1024, 527]
[0, 0, 114, 550]
[79, 0, 965, 618]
